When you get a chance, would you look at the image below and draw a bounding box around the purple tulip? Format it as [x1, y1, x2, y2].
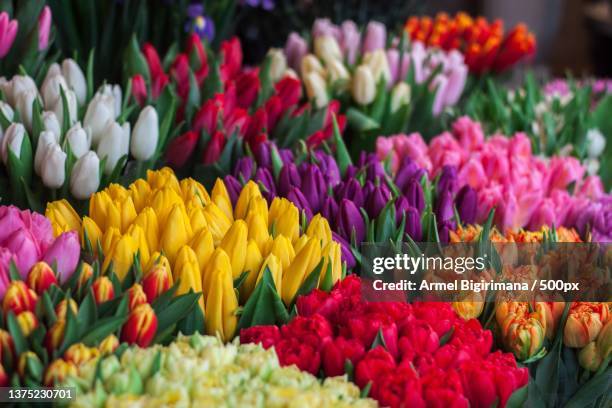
[301, 165, 326, 212]
[435, 188, 454, 223]
[344, 164, 358, 179]
[363, 154, 385, 182]
[337, 199, 366, 243]
[278, 148, 294, 165]
[386, 48, 410, 85]
[233, 157, 254, 182]
[278, 163, 301, 196]
[284, 32, 308, 71]
[43, 231, 80, 283]
[403, 178, 425, 213]
[335, 179, 365, 208]
[437, 220, 455, 244]
[436, 165, 458, 195]
[224, 175, 242, 205]
[332, 231, 356, 270]
[314, 151, 341, 186]
[405, 206, 422, 241]
[362, 21, 386, 53]
[366, 184, 391, 219]
[395, 196, 411, 224]
[287, 187, 313, 221]
[455, 185, 477, 225]
[395, 157, 421, 191]
[253, 142, 271, 168]
[321, 195, 339, 221]
[312, 18, 341, 41]
[255, 167, 277, 201]
[341, 20, 360, 65]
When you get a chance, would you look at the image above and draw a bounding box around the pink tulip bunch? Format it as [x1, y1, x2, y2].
[0, 205, 80, 298]
[377, 116, 608, 234]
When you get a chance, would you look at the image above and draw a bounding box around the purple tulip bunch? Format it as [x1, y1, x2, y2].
[224, 142, 476, 268]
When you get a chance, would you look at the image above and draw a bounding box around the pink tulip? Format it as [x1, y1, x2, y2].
[5, 228, 40, 278]
[577, 175, 604, 200]
[0, 205, 26, 245]
[376, 136, 398, 172]
[509, 132, 532, 159]
[0, 12, 17, 58]
[284, 32, 308, 71]
[476, 184, 504, 225]
[37, 6, 52, 51]
[479, 146, 510, 184]
[341, 21, 360, 65]
[362, 21, 386, 53]
[453, 116, 484, 152]
[0, 247, 12, 298]
[443, 52, 467, 105]
[431, 74, 449, 116]
[547, 156, 585, 194]
[458, 159, 487, 190]
[18, 209, 54, 254]
[528, 198, 557, 230]
[312, 18, 341, 42]
[43, 231, 80, 283]
[429, 131, 463, 174]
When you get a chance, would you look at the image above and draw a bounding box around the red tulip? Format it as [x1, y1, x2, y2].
[91, 276, 114, 304]
[264, 95, 283, 130]
[141, 265, 171, 302]
[280, 314, 333, 348]
[171, 53, 191, 101]
[121, 303, 158, 347]
[186, 33, 208, 84]
[131, 74, 147, 106]
[202, 131, 226, 165]
[127, 283, 147, 311]
[275, 337, 321, 375]
[321, 336, 366, 376]
[244, 108, 268, 144]
[234, 70, 260, 109]
[166, 131, 198, 169]
[26, 261, 58, 295]
[193, 95, 223, 136]
[275, 76, 302, 107]
[354, 346, 396, 389]
[220, 37, 243, 82]
[239, 325, 280, 349]
[398, 320, 440, 362]
[3, 281, 37, 316]
[142, 43, 168, 98]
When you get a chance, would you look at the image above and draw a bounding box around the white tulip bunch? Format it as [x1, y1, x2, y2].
[0, 59, 160, 205]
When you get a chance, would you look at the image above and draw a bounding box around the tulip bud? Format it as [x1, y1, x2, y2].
[267, 48, 288, 83]
[91, 276, 114, 304]
[69, 151, 100, 200]
[452, 293, 485, 320]
[578, 342, 603, 372]
[326, 59, 350, 84]
[26, 262, 58, 294]
[501, 315, 545, 361]
[18, 351, 42, 379]
[0, 101, 14, 122]
[3, 281, 38, 315]
[268, 235, 295, 270]
[37, 6, 51, 50]
[306, 214, 333, 247]
[352, 65, 376, 105]
[45, 319, 66, 353]
[99, 334, 119, 355]
[41, 143, 67, 189]
[61, 59, 87, 106]
[142, 264, 171, 302]
[45, 199, 81, 236]
[130, 106, 159, 161]
[203, 202, 232, 245]
[159, 204, 193, 265]
[211, 179, 234, 222]
[42, 111, 61, 140]
[43, 359, 77, 386]
[103, 233, 139, 281]
[596, 319, 612, 360]
[41, 73, 67, 110]
[269, 198, 299, 243]
[234, 181, 263, 220]
[131, 74, 147, 106]
[314, 35, 342, 65]
[55, 299, 78, 320]
[52, 88, 78, 126]
[304, 71, 329, 109]
[586, 128, 606, 158]
[97, 121, 130, 175]
[1, 122, 27, 164]
[205, 260, 238, 342]
[364, 49, 391, 84]
[173, 245, 204, 312]
[84, 92, 115, 147]
[65, 122, 92, 159]
[76, 262, 94, 291]
[301, 54, 325, 78]
[281, 237, 322, 305]
[190, 229, 214, 272]
[16, 311, 38, 337]
[0, 330, 14, 362]
[121, 303, 158, 347]
[564, 303, 608, 348]
[390, 82, 411, 113]
[64, 343, 100, 366]
[127, 284, 148, 311]
[219, 220, 248, 279]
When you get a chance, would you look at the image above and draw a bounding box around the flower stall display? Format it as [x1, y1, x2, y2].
[46, 167, 344, 340]
[283, 18, 468, 150]
[55, 333, 376, 407]
[377, 116, 611, 238]
[0, 59, 175, 212]
[404, 12, 536, 75]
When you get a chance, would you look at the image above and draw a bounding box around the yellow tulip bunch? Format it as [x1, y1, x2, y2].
[46, 168, 343, 341]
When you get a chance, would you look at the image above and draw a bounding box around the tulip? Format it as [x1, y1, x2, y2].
[352, 65, 376, 105]
[268, 235, 296, 271]
[131, 74, 147, 106]
[234, 181, 263, 220]
[304, 71, 329, 109]
[597, 319, 612, 360]
[3, 75, 37, 106]
[159, 204, 193, 265]
[55, 299, 78, 320]
[269, 198, 299, 243]
[455, 185, 477, 225]
[43, 359, 77, 386]
[84, 93, 114, 147]
[578, 341, 603, 372]
[18, 351, 42, 379]
[65, 122, 92, 159]
[61, 58, 87, 106]
[75, 263, 93, 291]
[16, 311, 38, 336]
[173, 245, 204, 312]
[0, 329, 14, 362]
[121, 303, 158, 347]
[314, 35, 342, 65]
[281, 237, 322, 305]
[564, 303, 608, 348]
[99, 334, 120, 355]
[40, 143, 67, 189]
[211, 179, 234, 222]
[1, 122, 27, 164]
[34, 131, 56, 176]
[586, 128, 606, 158]
[453, 296, 485, 320]
[301, 54, 326, 78]
[267, 48, 288, 83]
[127, 284, 148, 311]
[131, 106, 159, 161]
[500, 315, 544, 361]
[256, 253, 282, 293]
[0, 101, 14, 123]
[37, 6, 52, 50]
[91, 276, 114, 304]
[284, 32, 308, 71]
[306, 214, 332, 247]
[104, 233, 139, 280]
[201, 248, 232, 301]
[241, 240, 264, 300]
[45, 319, 65, 353]
[0, 12, 18, 58]
[363, 49, 391, 84]
[64, 343, 99, 366]
[362, 21, 386, 53]
[3, 281, 37, 315]
[13, 89, 37, 132]
[337, 199, 365, 244]
[52, 88, 78, 126]
[97, 121, 130, 175]
[26, 261, 58, 294]
[205, 259, 238, 342]
[319, 241, 342, 286]
[70, 151, 100, 200]
[246, 212, 269, 253]
[142, 264, 171, 302]
[390, 82, 411, 113]
[41, 72, 67, 111]
[46, 199, 81, 236]
[127, 224, 151, 267]
[42, 111, 61, 140]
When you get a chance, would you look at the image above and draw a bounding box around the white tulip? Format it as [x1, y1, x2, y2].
[35, 131, 57, 175]
[326, 59, 350, 84]
[584, 158, 600, 176]
[363, 49, 391, 85]
[70, 151, 100, 200]
[586, 128, 606, 158]
[0, 101, 14, 122]
[301, 54, 326, 79]
[61, 59, 87, 106]
[41, 143, 66, 189]
[314, 35, 342, 66]
[96, 84, 122, 118]
[130, 106, 158, 161]
[65, 122, 92, 159]
[304, 71, 329, 109]
[6, 75, 38, 107]
[43, 63, 62, 83]
[390, 82, 411, 113]
[97, 121, 129, 175]
[41, 73, 68, 110]
[52, 88, 78, 127]
[267, 48, 287, 83]
[42, 111, 61, 140]
[352, 65, 376, 105]
[1, 123, 26, 164]
[15, 89, 38, 131]
[83, 93, 115, 147]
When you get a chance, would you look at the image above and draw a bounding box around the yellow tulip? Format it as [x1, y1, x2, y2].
[268, 235, 295, 270]
[186, 203, 208, 236]
[452, 293, 485, 320]
[147, 167, 181, 193]
[159, 204, 193, 265]
[319, 241, 342, 287]
[89, 191, 121, 231]
[269, 198, 299, 243]
[81, 216, 102, 251]
[219, 220, 248, 278]
[306, 214, 332, 247]
[173, 245, 204, 313]
[202, 202, 232, 245]
[292, 235, 310, 255]
[245, 196, 269, 226]
[103, 234, 138, 281]
[202, 248, 232, 301]
[46, 199, 81, 236]
[211, 179, 234, 222]
[256, 254, 282, 295]
[234, 180, 263, 220]
[190, 229, 214, 273]
[133, 207, 159, 254]
[106, 183, 129, 201]
[205, 262, 238, 342]
[246, 212, 269, 253]
[281, 237, 322, 305]
[150, 187, 184, 226]
[145, 252, 173, 285]
[127, 224, 151, 267]
[101, 227, 121, 256]
[241, 240, 264, 301]
[180, 178, 210, 206]
[119, 196, 137, 233]
[128, 178, 152, 213]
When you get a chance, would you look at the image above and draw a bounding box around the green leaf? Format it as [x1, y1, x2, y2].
[346, 107, 379, 132]
[505, 384, 528, 408]
[360, 381, 372, 398]
[155, 292, 201, 334]
[564, 369, 612, 408]
[439, 326, 454, 346]
[122, 34, 150, 83]
[233, 271, 249, 290]
[6, 312, 28, 355]
[80, 316, 127, 347]
[151, 281, 179, 312]
[290, 259, 325, 306]
[332, 114, 352, 176]
[76, 292, 98, 336]
[8, 260, 21, 281]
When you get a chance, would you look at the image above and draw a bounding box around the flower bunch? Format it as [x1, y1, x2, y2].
[377, 116, 610, 236]
[241, 275, 529, 407]
[59, 333, 375, 407]
[404, 12, 536, 74]
[0, 60, 167, 210]
[46, 167, 343, 341]
[0, 205, 79, 297]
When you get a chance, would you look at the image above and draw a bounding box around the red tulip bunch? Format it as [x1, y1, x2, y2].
[241, 275, 528, 408]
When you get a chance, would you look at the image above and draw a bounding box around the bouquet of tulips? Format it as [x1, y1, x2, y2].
[283, 18, 468, 152]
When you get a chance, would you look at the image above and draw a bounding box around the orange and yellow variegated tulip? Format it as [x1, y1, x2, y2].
[3, 281, 38, 315]
[91, 276, 114, 304]
[26, 262, 58, 294]
[500, 314, 545, 361]
[63, 343, 100, 366]
[121, 303, 158, 347]
[564, 302, 609, 348]
[44, 359, 77, 386]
